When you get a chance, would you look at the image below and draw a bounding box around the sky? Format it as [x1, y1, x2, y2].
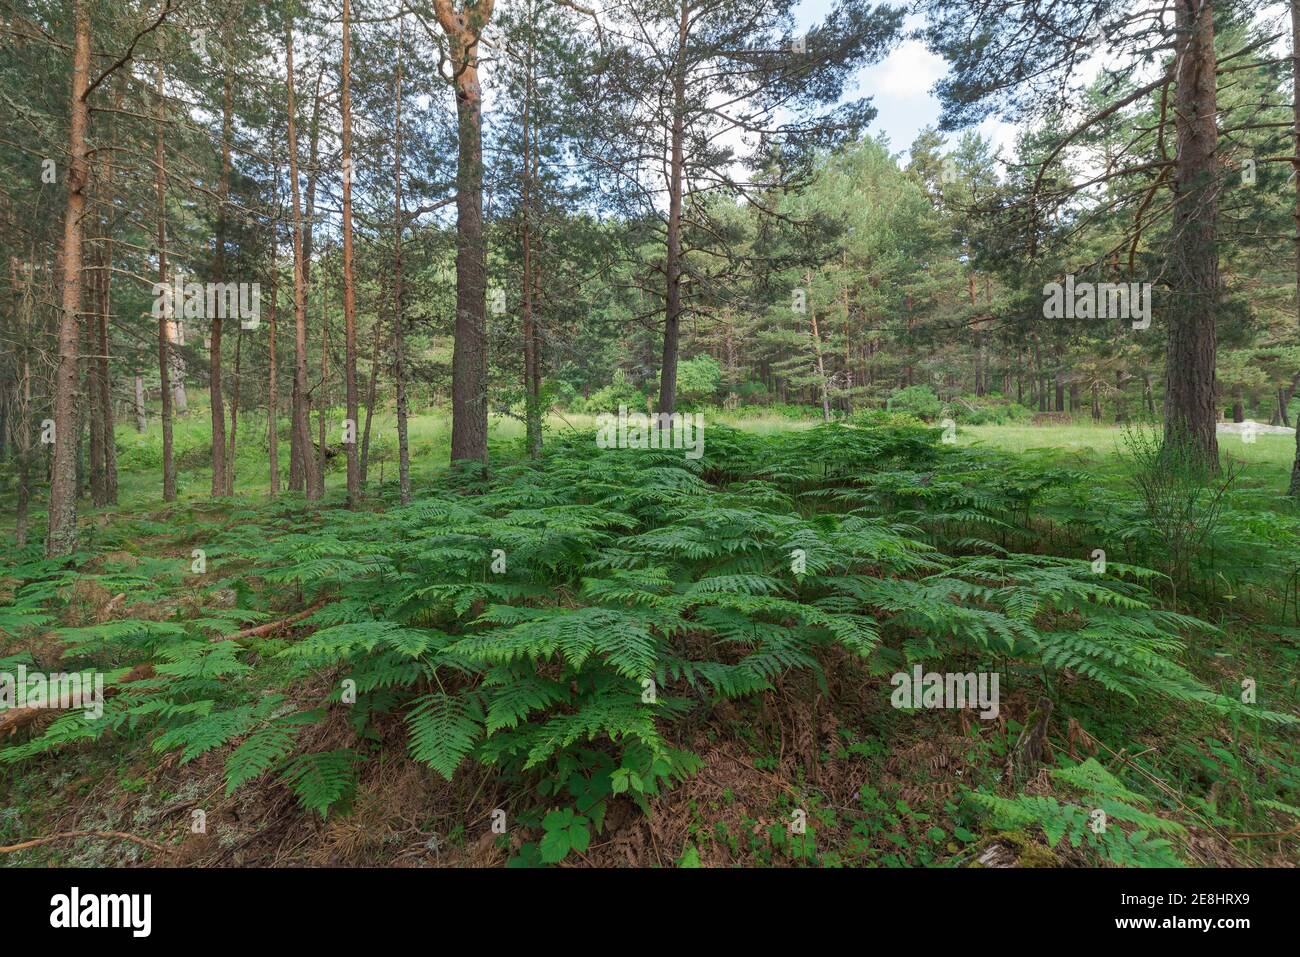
[793, 3, 1021, 165]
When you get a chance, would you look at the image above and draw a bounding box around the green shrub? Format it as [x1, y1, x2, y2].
[674, 355, 722, 406]
[887, 385, 943, 421]
[951, 394, 1033, 425]
[851, 408, 929, 429]
[573, 370, 647, 415]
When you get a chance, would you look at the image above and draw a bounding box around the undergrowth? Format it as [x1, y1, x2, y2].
[2, 423, 1297, 866]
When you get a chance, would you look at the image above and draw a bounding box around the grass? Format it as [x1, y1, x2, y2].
[8, 399, 1296, 536]
[961, 421, 1296, 477]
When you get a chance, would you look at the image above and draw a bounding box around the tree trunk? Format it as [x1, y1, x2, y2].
[807, 292, 832, 423]
[317, 288, 328, 488]
[98, 85, 121, 504]
[520, 8, 542, 460]
[154, 58, 176, 503]
[435, 0, 492, 469]
[392, 26, 411, 504]
[210, 66, 233, 497]
[657, 0, 689, 417]
[134, 375, 147, 432]
[1165, 0, 1221, 469]
[1052, 345, 1064, 411]
[46, 0, 91, 557]
[267, 239, 280, 497]
[225, 327, 242, 495]
[359, 313, 384, 483]
[289, 68, 323, 495]
[87, 235, 105, 506]
[285, 23, 320, 502]
[11, 257, 35, 546]
[1290, 0, 1300, 496]
[95, 219, 116, 504]
[341, 0, 361, 505]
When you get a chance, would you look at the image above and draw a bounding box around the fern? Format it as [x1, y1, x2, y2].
[966, 758, 1187, 867]
[225, 709, 322, 794]
[279, 750, 357, 817]
[407, 692, 485, 780]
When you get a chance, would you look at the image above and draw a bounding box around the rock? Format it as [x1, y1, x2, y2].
[1216, 420, 1295, 436]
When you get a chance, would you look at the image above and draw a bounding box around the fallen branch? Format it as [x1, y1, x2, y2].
[0, 707, 43, 737]
[210, 603, 327, 643]
[0, 663, 154, 738]
[1227, 819, 1300, 840]
[0, 829, 166, 854]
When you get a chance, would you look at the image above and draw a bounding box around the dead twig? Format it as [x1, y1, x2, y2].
[209, 603, 327, 643]
[0, 829, 166, 854]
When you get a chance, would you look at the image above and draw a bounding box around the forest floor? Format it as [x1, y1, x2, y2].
[1, 408, 1298, 867]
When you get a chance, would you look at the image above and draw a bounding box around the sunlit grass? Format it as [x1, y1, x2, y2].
[959, 421, 1296, 492]
[4, 395, 1296, 536]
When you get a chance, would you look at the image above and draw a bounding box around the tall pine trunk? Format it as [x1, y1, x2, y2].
[225, 327, 242, 495]
[285, 23, 320, 502]
[317, 290, 328, 487]
[94, 96, 117, 505]
[521, 10, 542, 460]
[657, 0, 688, 417]
[267, 233, 280, 497]
[134, 375, 146, 432]
[1290, 0, 1300, 496]
[359, 315, 384, 483]
[46, 0, 91, 556]
[435, 0, 492, 468]
[1164, 0, 1220, 469]
[87, 233, 105, 505]
[341, 0, 360, 505]
[154, 58, 176, 502]
[210, 66, 233, 497]
[392, 28, 411, 504]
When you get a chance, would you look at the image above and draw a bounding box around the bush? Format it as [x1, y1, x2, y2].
[546, 380, 580, 411]
[748, 402, 826, 420]
[850, 408, 929, 429]
[734, 380, 771, 404]
[675, 355, 722, 406]
[950, 394, 1033, 425]
[573, 370, 648, 415]
[887, 385, 943, 421]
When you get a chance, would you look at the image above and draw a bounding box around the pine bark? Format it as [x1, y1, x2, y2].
[434, 0, 493, 469]
[154, 58, 176, 503]
[267, 230, 280, 497]
[521, 11, 542, 460]
[46, 0, 91, 556]
[392, 31, 411, 504]
[656, 0, 689, 417]
[285, 24, 320, 502]
[341, 0, 360, 505]
[210, 66, 233, 497]
[1165, 0, 1221, 469]
[1290, 0, 1300, 496]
